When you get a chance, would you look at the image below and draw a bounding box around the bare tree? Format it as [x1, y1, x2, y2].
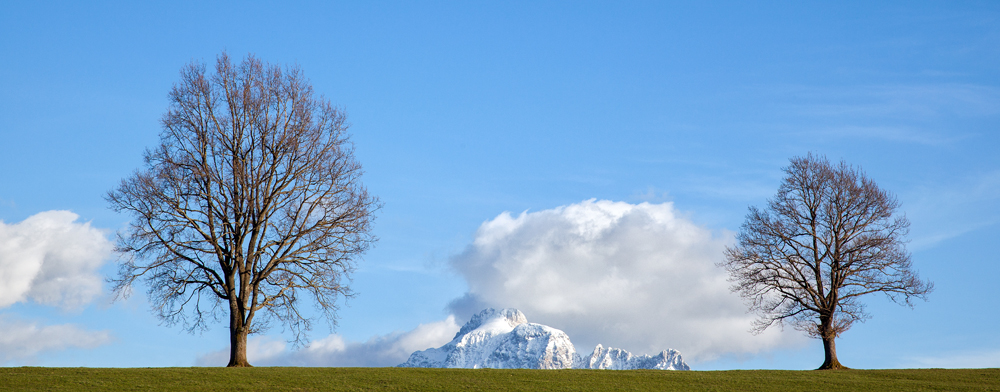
[107, 53, 379, 367]
[721, 153, 931, 370]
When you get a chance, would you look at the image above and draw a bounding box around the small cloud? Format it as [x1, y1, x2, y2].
[195, 316, 460, 367]
[632, 187, 671, 203]
[0, 211, 112, 309]
[0, 315, 113, 363]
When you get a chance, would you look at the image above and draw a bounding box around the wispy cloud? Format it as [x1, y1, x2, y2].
[777, 83, 1000, 119]
[905, 170, 1000, 250]
[680, 176, 777, 203]
[902, 349, 1000, 369]
[0, 315, 112, 363]
[768, 83, 999, 146]
[631, 187, 672, 203]
[809, 126, 966, 146]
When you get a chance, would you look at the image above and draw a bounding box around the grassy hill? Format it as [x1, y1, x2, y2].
[2, 367, 998, 391]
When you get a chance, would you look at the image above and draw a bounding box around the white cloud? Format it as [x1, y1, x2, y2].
[446, 199, 803, 363]
[0, 211, 112, 309]
[195, 316, 460, 367]
[0, 315, 113, 362]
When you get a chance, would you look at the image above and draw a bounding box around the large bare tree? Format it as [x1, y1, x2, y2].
[721, 154, 931, 369]
[107, 53, 379, 367]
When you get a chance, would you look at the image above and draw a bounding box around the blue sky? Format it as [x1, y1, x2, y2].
[1, 1, 998, 369]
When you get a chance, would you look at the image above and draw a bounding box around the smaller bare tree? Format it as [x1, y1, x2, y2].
[721, 153, 932, 369]
[107, 53, 379, 367]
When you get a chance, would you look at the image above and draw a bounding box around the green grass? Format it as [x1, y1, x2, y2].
[2, 367, 999, 391]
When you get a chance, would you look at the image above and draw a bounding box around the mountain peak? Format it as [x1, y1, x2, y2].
[399, 308, 689, 370]
[455, 308, 527, 338]
[577, 344, 689, 370]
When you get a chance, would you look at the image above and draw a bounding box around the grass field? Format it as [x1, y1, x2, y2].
[2, 367, 999, 391]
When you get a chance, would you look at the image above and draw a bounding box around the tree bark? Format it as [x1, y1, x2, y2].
[818, 335, 848, 369]
[227, 313, 252, 367]
[816, 313, 848, 370]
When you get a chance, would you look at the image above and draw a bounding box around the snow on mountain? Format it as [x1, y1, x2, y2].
[398, 308, 689, 370]
[575, 344, 690, 370]
[399, 308, 576, 369]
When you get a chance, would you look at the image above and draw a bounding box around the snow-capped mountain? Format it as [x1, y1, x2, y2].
[399, 308, 576, 369]
[398, 308, 689, 370]
[576, 344, 689, 370]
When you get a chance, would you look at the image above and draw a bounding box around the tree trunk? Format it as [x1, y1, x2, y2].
[817, 335, 847, 369]
[816, 314, 848, 370]
[227, 314, 252, 367]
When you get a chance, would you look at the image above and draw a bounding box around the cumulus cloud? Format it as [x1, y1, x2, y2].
[0, 211, 112, 309]
[446, 199, 802, 363]
[0, 315, 113, 362]
[195, 316, 460, 366]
